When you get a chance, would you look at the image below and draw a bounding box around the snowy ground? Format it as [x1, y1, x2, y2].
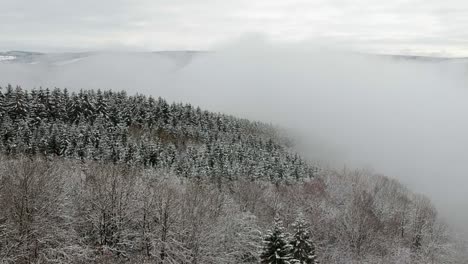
[0, 55, 15, 62]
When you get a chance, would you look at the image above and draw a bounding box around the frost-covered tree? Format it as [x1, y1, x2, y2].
[289, 214, 318, 264]
[0, 156, 462, 263]
[260, 216, 293, 264]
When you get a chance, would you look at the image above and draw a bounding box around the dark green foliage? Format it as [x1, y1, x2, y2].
[0, 85, 317, 183]
[260, 217, 293, 264]
[290, 215, 318, 264]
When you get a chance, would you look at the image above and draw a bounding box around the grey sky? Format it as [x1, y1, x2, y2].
[1, 0, 468, 56]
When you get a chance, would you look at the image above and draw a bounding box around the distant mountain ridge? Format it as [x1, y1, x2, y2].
[377, 53, 468, 61]
[2, 50, 465, 66]
[0, 50, 205, 67]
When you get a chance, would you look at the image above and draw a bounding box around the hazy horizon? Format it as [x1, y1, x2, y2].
[2, 39, 468, 236]
[2, 0, 468, 262]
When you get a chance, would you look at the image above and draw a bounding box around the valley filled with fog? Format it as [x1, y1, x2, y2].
[1, 40, 468, 235]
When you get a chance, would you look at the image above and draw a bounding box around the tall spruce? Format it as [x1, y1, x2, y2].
[260, 216, 293, 264]
[290, 214, 318, 264]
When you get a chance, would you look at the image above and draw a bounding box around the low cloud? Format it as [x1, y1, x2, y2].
[1, 38, 468, 232]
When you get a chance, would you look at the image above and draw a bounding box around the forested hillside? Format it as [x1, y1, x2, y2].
[0, 84, 316, 183]
[0, 84, 463, 263]
[0, 157, 460, 263]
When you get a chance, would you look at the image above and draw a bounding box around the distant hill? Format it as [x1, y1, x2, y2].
[378, 53, 468, 62]
[0, 50, 205, 67]
[2, 50, 465, 65]
[0, 85, 317, 183]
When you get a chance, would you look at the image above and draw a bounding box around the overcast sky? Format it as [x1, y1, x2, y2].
[1, 0, 468, 56]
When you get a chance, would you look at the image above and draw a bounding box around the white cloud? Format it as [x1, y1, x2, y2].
[0, 0, 467, 55]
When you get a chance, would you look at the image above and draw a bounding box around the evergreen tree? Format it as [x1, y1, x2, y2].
[5, 86, 30, 120]
[94, 89, 109, 122]
[260, 216, 293, 264]
[0, 86, 5, 118]
[289, 214, 318, 264]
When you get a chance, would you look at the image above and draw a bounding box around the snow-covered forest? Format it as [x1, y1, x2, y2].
[0, 85, 464, 263]
[0, 85, 316, 183]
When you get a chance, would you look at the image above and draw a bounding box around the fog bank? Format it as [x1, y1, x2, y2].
[1, 39, 468, 231]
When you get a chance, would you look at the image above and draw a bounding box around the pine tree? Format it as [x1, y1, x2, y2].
[95, 89, 109, 121]
[260, 216, 293, 264]
[0, 86, 5, 119]
[5, 86, 30, 121]
[289, 214, 318, 264]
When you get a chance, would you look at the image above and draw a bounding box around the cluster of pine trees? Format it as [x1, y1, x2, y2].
[0, 85, 316, 183]
[260, 216, 318, 264]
